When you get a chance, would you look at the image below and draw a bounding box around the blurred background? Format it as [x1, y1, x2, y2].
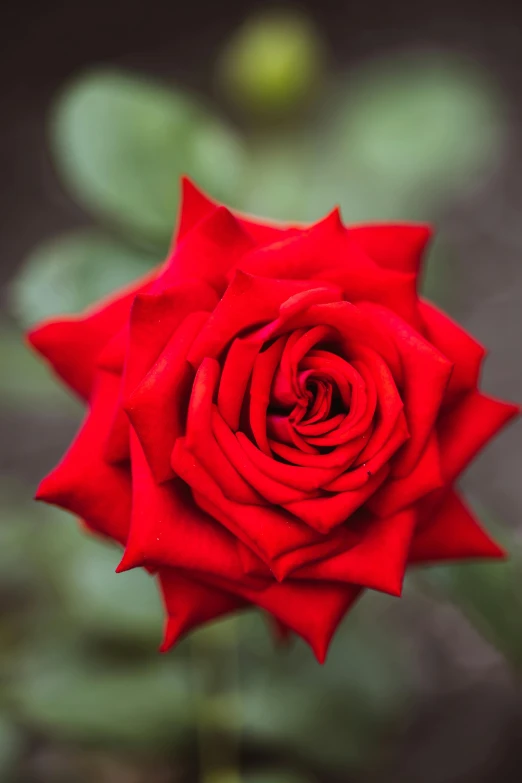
[1, 1, 522, 781]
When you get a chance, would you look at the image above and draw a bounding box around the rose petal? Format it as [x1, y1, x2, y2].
[349, 223, 432, 275]
[117, 432, 254, 586]
[124, 282, 218, 398]
[27, 271, 154, 400]
[160, 565, 360, 663]
[409, 490, 505, 562]
[239, 431, 357, 488]
[187, 272, 341, 369]
[185, 359, 265, 505]
[97, 326, 128, 374]
[160, 205, 255, 293]
[438, 391, 519, 482]
[175, 176, 298, 247]
[420, 301, 485, 401]
[358, 302, 453, 476]
[282, 301, 403, 381]
[213, 409, 318, 504]
[159, 569, 247, 651]
[125, 311, 209, 482]
[325, 413, 409, 492]
[35, 371, 131, 544]
[283, 465, 389, 532]
[237, 210, 420, 324]
[249, 337, 287, 455]
[297, 507, 417, 595]
[171, 437, 331, 573]
[369, 431, 443, 516]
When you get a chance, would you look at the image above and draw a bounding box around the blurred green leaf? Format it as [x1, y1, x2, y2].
[324, 53, 505, 220]
[217, 10, 324, 119]
[420, 235, 459, 310]
[242, 140, 320, 222]
[0, 480, 48, 587]
[12, 230, 157, 327]
[0, 485, 162, 647]
[60, 535, 164, 646]
[51, 70, 247, 243]
[237, 598, 409, 773]
[0, 713, 22, 779]
[9, 648, 195, 748]
[419, 508, 522, 668]
[27, 509, 164, 647]
[0, 324, 80, 411]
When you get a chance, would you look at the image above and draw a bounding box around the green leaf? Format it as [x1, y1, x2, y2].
[238, 597, 409, 773]
[61, 535, 164, 646]
[0, 713, 22, 779]
[9, 648, 195, 748]
[27, 510, 164, 647]
[419, 508, 522, 668]
[242, 140, 320, 222]
[324, 53, 505, 219]
[0, 323, 80, 411]
[420, 235, 459, 310]
[51, 70, 247, 243]
[11, 230, 157, 327]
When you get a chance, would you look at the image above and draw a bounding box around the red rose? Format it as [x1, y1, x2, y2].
[29, 178, 518, 662]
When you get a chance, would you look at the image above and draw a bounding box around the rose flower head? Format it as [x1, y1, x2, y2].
[28, 178, 519, 662]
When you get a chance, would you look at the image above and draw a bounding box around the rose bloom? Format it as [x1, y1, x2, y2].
[29, 179, 518, 662]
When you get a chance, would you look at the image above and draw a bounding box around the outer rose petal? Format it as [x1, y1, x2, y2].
[237, 210, 420, 325]
[420, 300, 485, 401]
[368, 431, 444, 517]
[349, 223, 432, 275]
[174, 176, 298, 247]
[123, 282, 218, 399]
[125, 311, 210, 482]
[438, 391, 519, 482]
[295, 507, 418, 596]
[27, 271, 155, 400]
[118, 432, 255, 586]
[158, 569, 247, 652]
[409, 490, 505, 562]
[161, 205, 255, 293]
[102, 281, 218, 467]
[160, 567, 361, 663]
[35, 371, 131, 544]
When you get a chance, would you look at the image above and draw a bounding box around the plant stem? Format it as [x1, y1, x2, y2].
[192, 617, 243, 783]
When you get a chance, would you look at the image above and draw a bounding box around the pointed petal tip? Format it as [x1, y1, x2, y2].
[26, 321, 56, 358]
[159, 617, 181, 653]
[386, 571, 406, 598]
[491, 541, 508, 560]
[34, 472, 61, 504]
[174, 176, 217, 246]
[270, 560, 290, 583]
[115, 544, 144, 573]
[505, 401, 521, 421]
[315, 205, 344, 235]
[312, 639, 329, 665]
[180, 174, 209, 200]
